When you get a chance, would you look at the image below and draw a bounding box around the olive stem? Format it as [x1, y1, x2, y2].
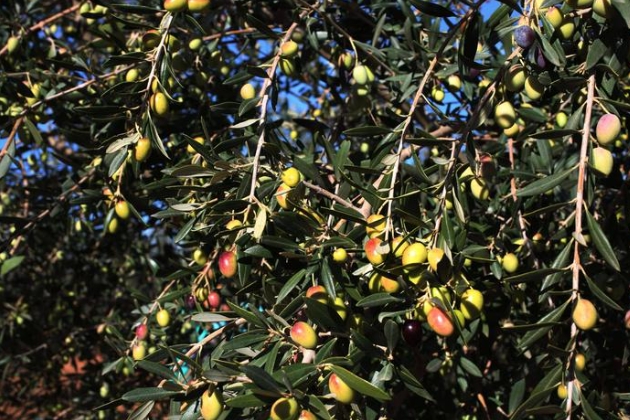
[566, 72, 596, 419]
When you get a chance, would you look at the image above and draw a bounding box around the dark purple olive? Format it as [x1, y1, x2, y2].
[185, 294, 196, 309]
[514, 26, 535, 49]
[402, 319, 423, 346]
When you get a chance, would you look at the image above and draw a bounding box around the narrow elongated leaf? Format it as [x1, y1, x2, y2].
[225, 393, 268, 408]
[356, 293, 404, 308]
[136, 360, 178, 382]
[1, 256, 25, 276]
[517, 166, 575, 197]
[343, 126, 392, 136]
[504, 268, 565, 284]
[191, 313, 235, 323]
[509, 378, 526, 414]
[518, 299, 570, 350]
[241, 365, 283, 394]
[0, 138, 16, 179]
[510, 364, 562, 420]
[580, 389, 604, 420]
[583, 273, 623, 311]
[126, 401, 155, 420]
[276, 268, 308, 304]
[408, 0, 455, 17]
[459, 357, 482, 378]
[122, 387, 182, 402]
[584, 208, 620, 271]
[329, 365, 391, 401]
[397, 365, 434, 401]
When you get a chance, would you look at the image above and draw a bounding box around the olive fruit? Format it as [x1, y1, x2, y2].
[270, 397, 299, 420]
[218, 250, 237, 278]
[427, 307, 454, 337]
[402, 319, 423, 345]
[596, 114, 621, 146]
[329, 373, 354, 404]
[290, 321, 318, 349]
[200, 388, 224, 420]
[572, 298, 598, 330]
[156, 309, 171, 327]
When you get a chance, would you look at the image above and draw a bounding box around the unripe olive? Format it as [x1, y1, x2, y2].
[557, 18, 575, 40]
[107, 217, 119, 234]
[281, 167, 302, 188]
[557, 383, 568, 399]
[279, 58, 297, 77]
[546, 7, 564, 29]
[134, 137, 151, 162]
[566, 0, 594, 8]
[596, 114, 621, 146]
[188, 0, 210, 12]
[574, 353, 586, 371]
[365, 214, 386, 238]
[364, 237, 386, 265]
[189, 38, 203, 51]
[187, 136, 205, 154]
[332, 248, 348, 263]
[470, 178, 489, 200]
[391, 236, 409, 258]
[270, 397, 299, 420]
[115, 200, 130, 220]
[339, 52, 354, 69]
[352, 65, 370, 86]
[280, 40, 299, 58]
[556, 111, 568, 128]
[156, 308, 171, 327]
[193, 248, 208, 265]
[290, 321, 318, 349]
[402, 242, 428, 270]
[447, 74, 462, 91]
[240, 83, 256, 100]
[150, 92, 169, 116]
[592, 0, 613, 18]
[332, 296, 347, 321]
[572, 298, 598, 330]
[504, 65, 526, 92]
[132, 342, 147, 360]
[164, 0, 187, 13]
[200, 388, 224, 420]
[590, 147, 614, 177]
[502, 253, 519, 274]
[494, 101, 516, 129]
[427, 248, 445, 272]
[329, 373, 355, 404]
[6, 36, 18, 55]
[460, 288, 484, 320]
[524, 76, 544, 100]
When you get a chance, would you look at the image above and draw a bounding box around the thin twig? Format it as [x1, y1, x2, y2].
[0, 4, 81, 57]
[302, 180, 361, 213]
[383, 9, 468, 240]
[566, 72, 596, 419]
[247, 22, 303, 201]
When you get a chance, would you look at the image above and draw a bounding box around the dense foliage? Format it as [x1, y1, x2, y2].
[1, 0, 630, 418]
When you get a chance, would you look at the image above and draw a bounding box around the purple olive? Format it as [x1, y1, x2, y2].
[402, 319, 423, 346]
[185, 294, 196, 309]
[514, 26, 535, 49]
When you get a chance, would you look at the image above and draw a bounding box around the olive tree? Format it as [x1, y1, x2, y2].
[1, 0, 630, 419]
